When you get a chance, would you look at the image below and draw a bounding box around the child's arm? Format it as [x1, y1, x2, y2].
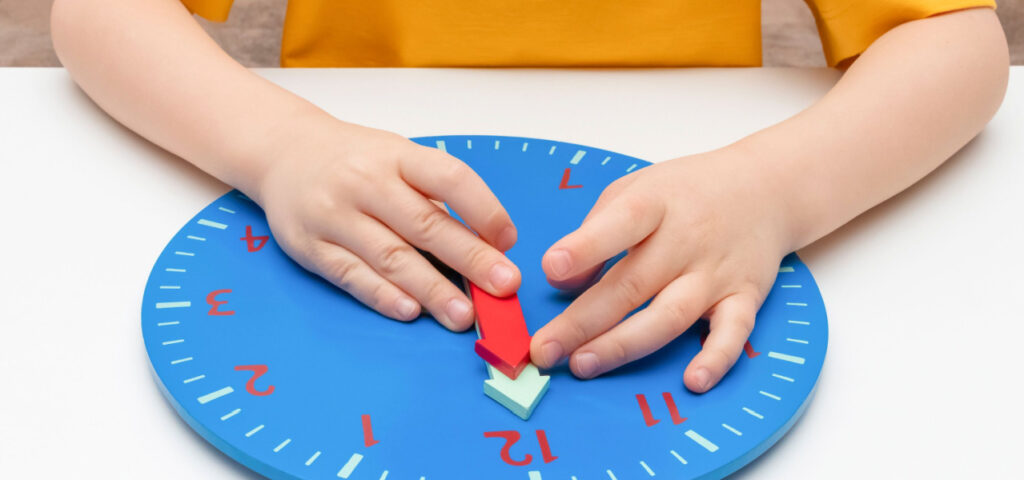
[530, 8, 1008, 391]
[51, 0, 521, 330]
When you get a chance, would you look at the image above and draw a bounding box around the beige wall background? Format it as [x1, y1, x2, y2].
[2, 0, 1022, 67]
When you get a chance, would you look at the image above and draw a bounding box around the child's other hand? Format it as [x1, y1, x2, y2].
[256, 123, 520, 330]
[530, 145, 791, 392]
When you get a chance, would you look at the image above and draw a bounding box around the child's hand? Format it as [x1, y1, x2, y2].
[256, 123, 520, 331]
[530, 146, 792, 392]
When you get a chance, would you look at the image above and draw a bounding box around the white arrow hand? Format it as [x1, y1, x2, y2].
[483, 362, 550, 420]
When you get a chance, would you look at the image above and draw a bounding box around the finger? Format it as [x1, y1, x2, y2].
[319, 215, 476, 331]
[306, 241, 421, 322]
[399, 147, 517, 251]
[566, 274, 711, 378]
[531, 243, 678, 369]
[365, 186, 521, 296]
[546, 262, 604, 292]
[683, 293, 758, 393]
[543, 193, 664, 283]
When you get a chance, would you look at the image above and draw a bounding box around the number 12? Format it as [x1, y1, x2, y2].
[483, 429, 557, 466]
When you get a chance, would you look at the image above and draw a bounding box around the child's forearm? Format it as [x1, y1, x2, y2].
[734, 8, 1008, 251]
[51, 0, 330, 198]
[52, 0, 525, 328]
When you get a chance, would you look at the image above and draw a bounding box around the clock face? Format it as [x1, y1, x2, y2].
[142, 135, 828, 480]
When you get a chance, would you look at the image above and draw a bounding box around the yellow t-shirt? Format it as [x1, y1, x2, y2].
[182, 0, 994, 68]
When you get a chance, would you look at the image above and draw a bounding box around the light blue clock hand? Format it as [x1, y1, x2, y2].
[482, 361, 550, 420]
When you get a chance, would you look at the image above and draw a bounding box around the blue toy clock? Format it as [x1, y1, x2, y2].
[142, 135, 828, 479]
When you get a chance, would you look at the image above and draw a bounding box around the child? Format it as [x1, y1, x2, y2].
[50, 0, 1008, 393]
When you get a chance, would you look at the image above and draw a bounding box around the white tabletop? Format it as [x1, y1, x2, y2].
[1, 67, 1022, 479]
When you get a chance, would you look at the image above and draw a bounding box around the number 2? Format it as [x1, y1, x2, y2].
[234, 364, 275, 396]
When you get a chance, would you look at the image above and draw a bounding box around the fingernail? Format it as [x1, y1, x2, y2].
[489, 263, 515, 290]
[395, 297, 419, 321]
[548, 249, 571, 278]
[539, 341, 564, 368]
[497, 226, 517, 251]
[694, 367, 711, 391]
[574, 352, 600, 378]
[445, 298, 472, 329]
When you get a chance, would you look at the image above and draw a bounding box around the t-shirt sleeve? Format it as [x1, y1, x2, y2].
[180, 0, 235, 22]
[803, 0, 996, 66]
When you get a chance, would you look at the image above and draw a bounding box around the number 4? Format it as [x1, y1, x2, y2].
[240, 225, 269, 252]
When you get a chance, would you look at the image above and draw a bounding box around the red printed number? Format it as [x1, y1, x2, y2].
[206, 289, 235, 316]
[362, 414, 380, 447]
[483, 430, 557, 467]
[240, 225, 269, 252]
[234, 364, 275, 396]
[558, 168, 583, 190]
[636, 392, 687, 427]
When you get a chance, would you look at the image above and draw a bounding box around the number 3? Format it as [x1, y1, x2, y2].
[206, 289, 235, 316]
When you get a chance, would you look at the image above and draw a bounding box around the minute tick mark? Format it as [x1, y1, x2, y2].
[273, 438, 291, 452]
[337, 453, 364, 478]
[197, 219, 227, 230]
[245, 424, 264, 437]
[305, 451, 321, 466]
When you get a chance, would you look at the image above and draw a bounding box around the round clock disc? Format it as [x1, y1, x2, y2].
[142, 135, 828, 479]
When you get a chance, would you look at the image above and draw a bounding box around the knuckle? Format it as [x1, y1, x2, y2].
[323, 257, 359, 291]
[615, 273, 649, 306]
[366, 281, 391, 312]
[703, 348, 733, 370]
[272, 227, 313, 266]
[481, 206, 509, 235]
[620, 193, 653, 219]
[423, 275, 454, 307]
[305, 189, 339, 215]
[463, 242, 494, 274]
[724, 296, 757, 336]
[663, 300, 696, 329]
[339, 158, 375, 186]
[375, 242, 414, 276]
[562, 317, 591, 349]
[605, 339, 631, 367]
[602, 176, 632, 198]
[436, 157, 470, 188]
[735, 313, 756, 336]
[412, 206, 452, 242]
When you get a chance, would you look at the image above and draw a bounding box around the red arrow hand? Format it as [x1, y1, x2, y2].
[559, 168, 583, 189]
[468, 282, 532, 380]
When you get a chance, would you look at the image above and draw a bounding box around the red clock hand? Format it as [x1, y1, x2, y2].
[467, 282, 532, 380]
